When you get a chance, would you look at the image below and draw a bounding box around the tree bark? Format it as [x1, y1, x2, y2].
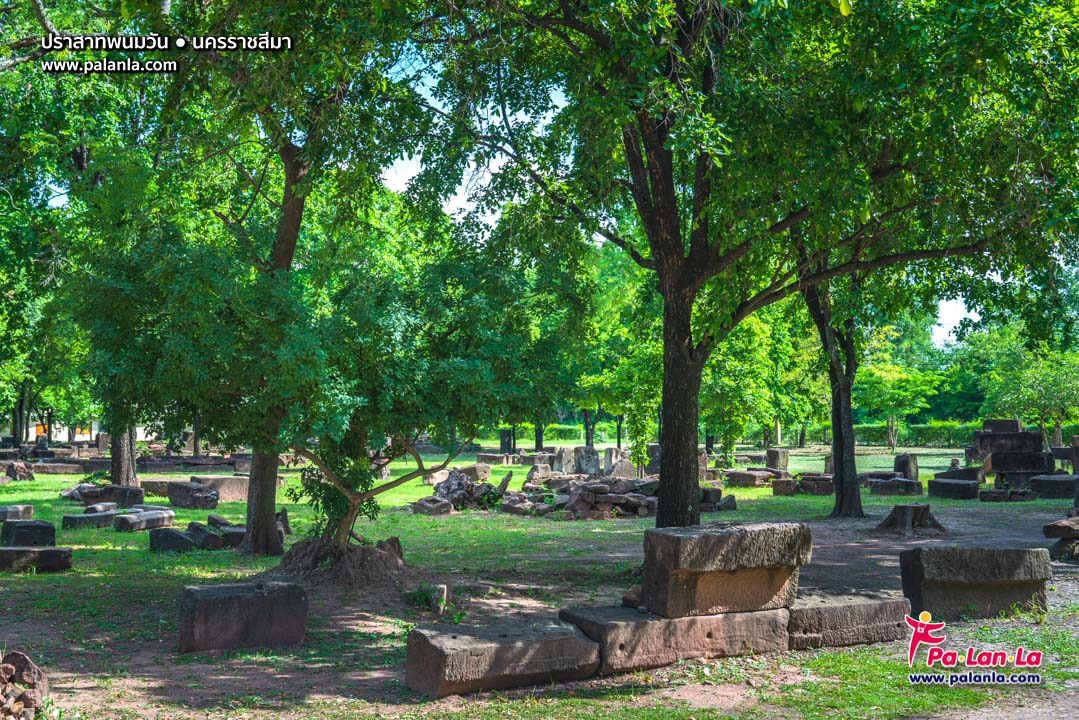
[110, 426, 138, 486]
[534, 422, 544, 451]
[802, 282, 865, 518]
[774, 417, 782, 447]
[582, 409, 595, 447]
[798, 424, 807, 448]
[240, 450, 284, 555]
[192, 416, 203, 457]
[1053, 421, 1063, 448]
[511, 424, 517, 452]
[616, 414, 623, 449]
[655, 294, 704, 528]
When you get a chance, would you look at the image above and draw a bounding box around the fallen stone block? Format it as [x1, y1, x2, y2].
[178, 581, 308, 653]
[114, 509, 175, 532]
[150, 528, 197, 553]
[559, 605, 788, 674]
[455, 463, 491, 484]
[772, 479, 798, 496]
[1048, 539, 1078, 561]
[641, 522, 811, 617]
[81, 484, 145, 508]
[409, 496, 453, 515]
[1, 519, 55, 547]
[187, 522, 225, 550]
[894, 453, 919, 481]
[62, 511, 121, 530]
[766, 448, 789, 471]
[900, 547, 1051, 619]
[0, 505, 33, 521]
[0, 546, 72, 572]
[84, 502, 118, 514]
[207, 513, 232, 528]
[927, 478, 979, 500]
[220, 526, 246, 547]
[788, 594, 909, 650]
[725, 470, 772, 488]
[985, 451, 1054, 475]
[141, 479, 172, 497]
[870, 478, 923, 496]
[189, 475, 260, 503]
[1028, 474, 1079, 499]
[801, 479, 834, 496]
[168, 481, 220, 509]
[1043, 517, 1079, 539]
[717, 495, 736, 511]
[405, 621, 599, 698]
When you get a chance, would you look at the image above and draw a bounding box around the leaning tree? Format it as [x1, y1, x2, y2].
[413, 0, 1079, 523]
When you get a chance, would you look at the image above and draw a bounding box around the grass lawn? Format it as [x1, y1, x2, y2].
[2, 449, 1076, 719]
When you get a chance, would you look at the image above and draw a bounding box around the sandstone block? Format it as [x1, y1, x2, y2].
[178, 581, 307, 653]
[1029, 474, 1079, 499]
[405, 621, 599, 698]
[0, 519, 55, 547]
[927, 478, 979, 499]
[788, 594, 909, 650]
[0, 546, 71, 572]
[62, 511, 120, 529]
[900, 547, 1051, 619]
[559, 606, 788, 674]
[870, 478, 923, 496]
[641, 522, 811, 617]
[0, 505, 32, 521]
[114, 509, 175, 532]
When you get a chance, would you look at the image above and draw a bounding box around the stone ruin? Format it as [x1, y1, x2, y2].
[0, 651, 49, 718]
[405, 521, 911, 698]
[410, 448, 736, 521]
[1042, 480, 1079, 561]
[0, 506, 72, 574]
[178, 581, 308, 653]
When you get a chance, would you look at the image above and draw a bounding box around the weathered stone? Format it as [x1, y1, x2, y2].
[476, 453, 508, 465]
[4, 461, 34, 482]
[84, 502, 117, 514]
[190, 474, 265, 502]
[801, 479, 834, 496]
[62, 511, 121, 529]
[141, 479, 172, 497]
[0, 505, 32, 521]
[207, 514, 232, 528]
[927, 478, 979, 499]
[2, 650, 48, 706]
[641, 522, 811, 617]
[765, 448, 789, 471]
[187, 522, 225, 549]
[788, 594, 910, 650]
[894, 453, 919, 481]
[701, 487, 726, 504]
[972, 430, 1043, 459]
[899, 547, 1052, 619]
[178, 581, 308, 653]
[717, 495, 736, 511]
[405, 621, 599, 698]
[985, 451, 1054, 475]
[725, 470, 772, 488]
[167, 481, 220, 509]
[0, 519, 55, 547]
[1043, 517, 1079, 539]
[983, 418, 1022, 433]
[58, 481, 98, 501]
[772, 479, 798, 496]
[410, 496, 453, 515]
[583, 482, 610, 493]
[634, 478, 660, 496]
[81, 484, 145, 507]
[1048, 539, 1078, 561]
[456, 463, 491, 483]
[933, 467, 983, 482]
[0, 546, 71, 572]
[423, 469, 449, 487]
[113, 509, 175, 532]
[220, 526, 246, 547]
[150, 528, 197, 553]
[1028, 474, 1079, 499]
[573, 446, 601, 475]
[608, 458, 636, 480]
[869, 478, 923, 496]
[526, 464, 551, 482]
[559, 605, 788, 674]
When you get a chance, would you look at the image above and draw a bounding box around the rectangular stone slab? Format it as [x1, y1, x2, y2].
[558, 606, 788, 674]
[1029, 474, 1079, 499]
[869, 479, 923, 496]
[0, 546, 72, 572]
[114, 509, 175, 532]
[985, 451, 1054, 474]
[927, 479, 979, 499]
[62, 511, 121, 530]
[405, 621, 599, 698]
[641, 522, 811, 617]
[0, 505, 33, 521]
[1, 519, 55, 547]
[788, 594, 909, 650]
[178, 581, 307, 653]
[900, 547, 1051, 619]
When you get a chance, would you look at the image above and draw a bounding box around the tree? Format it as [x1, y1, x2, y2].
[984, 347, 1079, 447]
[853, 327, 941, 451]
[416, 0, 1079, 525]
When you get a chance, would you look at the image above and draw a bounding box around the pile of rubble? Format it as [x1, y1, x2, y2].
[0, 651, 47, 718]
[411, 447, 736, 521]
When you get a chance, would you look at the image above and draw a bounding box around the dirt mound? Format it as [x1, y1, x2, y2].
[272, 536, 408, 587]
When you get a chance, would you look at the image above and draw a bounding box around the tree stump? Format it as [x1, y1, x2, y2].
[876, 503, 945, 534]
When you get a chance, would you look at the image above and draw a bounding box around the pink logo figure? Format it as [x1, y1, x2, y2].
[906, 610, 946, 666]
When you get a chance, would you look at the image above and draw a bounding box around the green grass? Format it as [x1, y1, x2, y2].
[2, 453, 1074, 719]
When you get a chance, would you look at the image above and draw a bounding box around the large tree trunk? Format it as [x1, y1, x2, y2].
[582, 409, 595, 447]
[656, 295, 704, 528]
[616, 415, 623, 449]
[192, 416, 203, 457]
[774, 418, 782, 447]
[534, 422, 544, 452]
[240, 450, 284, 555]
[798, 424, 807, 448]
[803, 282, 865, 518]
[1053, 420, 1063, 448]
[110, 426, 138, 486]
